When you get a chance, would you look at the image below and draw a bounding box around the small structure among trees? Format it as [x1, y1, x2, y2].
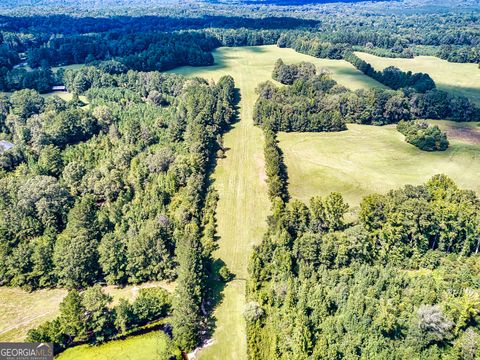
[0, 140, 14, 153]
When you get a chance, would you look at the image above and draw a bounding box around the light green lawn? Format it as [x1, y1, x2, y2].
[355, 52, 480, 105]
[0, 287, 67, 342]
[279, 121, 480, 212]
[169, 45, 382, 359]
[41, 91, 89, 104]
[0, 281, 173, 343]
[56, 331, 179, 360]
[51, 64, 85, 73]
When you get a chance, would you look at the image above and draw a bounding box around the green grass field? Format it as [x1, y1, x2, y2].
[0, 281, 173, 343]
[169, 45, 383, 359]
[355, 52, 480, 105]
[51, 64, 86, 73]
[0, 287, 67, 342]
[57, 331, 179, 360]
[279, 121, 480, 212]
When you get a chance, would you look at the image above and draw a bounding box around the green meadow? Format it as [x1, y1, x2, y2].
[279, 121, 480, 210]
[57, 331, 180, 360]
[355, 52, 480, 105]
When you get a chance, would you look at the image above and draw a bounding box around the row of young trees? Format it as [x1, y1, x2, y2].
[397, 120, 449, 151]
[27, 286, 173, 354]
[344, 52, 436, 93]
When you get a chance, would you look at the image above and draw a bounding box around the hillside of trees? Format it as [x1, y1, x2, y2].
[248, 159, 480, 358]
[0, 67, 236, 352]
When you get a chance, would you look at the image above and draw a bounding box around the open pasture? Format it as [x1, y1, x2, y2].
[279, 122, 480, 209]
[355, 52, 480, 105]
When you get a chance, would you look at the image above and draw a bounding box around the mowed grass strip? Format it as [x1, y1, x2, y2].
[355, 52, 480, 105]
[169, 44, 383, 359]
[279, 122, 480, 209]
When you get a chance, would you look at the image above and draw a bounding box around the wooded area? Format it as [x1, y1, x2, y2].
[0, 0, 479, 357]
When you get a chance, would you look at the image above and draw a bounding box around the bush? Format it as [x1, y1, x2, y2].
[244, 302, 264, 323]
[219, 264, 234, 282]
[397, 120, 449, 151]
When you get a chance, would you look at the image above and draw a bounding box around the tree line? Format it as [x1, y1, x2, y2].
[344, 51, 436, 93]
[254, 63, 478, 134]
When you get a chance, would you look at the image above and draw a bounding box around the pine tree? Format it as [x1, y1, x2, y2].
[54, 195, 100, 288]
[172, 222, 204, 351]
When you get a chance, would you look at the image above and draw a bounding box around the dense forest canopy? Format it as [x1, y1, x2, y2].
[0, 62, 236, 353]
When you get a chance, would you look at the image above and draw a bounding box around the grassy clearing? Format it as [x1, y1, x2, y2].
[355, 52, 480, 105]
[173, 45, 383, 91]
[430, 120, 480, 145]
[0, 281, 173, 342]
[169, 45, 382, 359]
[278, 122, 480, 212]
[41, 91, 89, 104]
[56, 331, 179, 360]
[51, 64, 86, 73]
[0, 287, 67, 342]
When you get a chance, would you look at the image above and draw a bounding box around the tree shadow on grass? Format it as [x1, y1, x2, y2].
[200, 86, 242, 342]
[205, 86, 242, 187]
[202, 258, 237, 342]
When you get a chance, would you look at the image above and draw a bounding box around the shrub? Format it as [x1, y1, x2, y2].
[397, 120, 448, 151]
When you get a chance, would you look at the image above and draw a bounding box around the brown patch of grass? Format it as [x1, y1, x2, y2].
[443, 122, 480, 145]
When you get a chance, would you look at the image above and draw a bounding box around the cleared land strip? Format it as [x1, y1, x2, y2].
[169, 44, 381, 359]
